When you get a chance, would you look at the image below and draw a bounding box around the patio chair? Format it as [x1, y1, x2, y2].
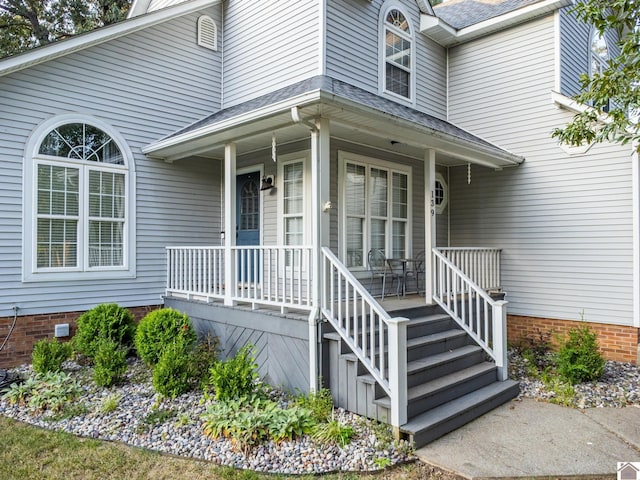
[406, 250, 426, 295]
[367, 249, 399, 300]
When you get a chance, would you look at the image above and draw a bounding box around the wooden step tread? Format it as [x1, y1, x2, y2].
[401, 380, 520, 436]
[407, 329, 467, 348]
[374, 362, 496, 409]
[407, 344, 482, 373]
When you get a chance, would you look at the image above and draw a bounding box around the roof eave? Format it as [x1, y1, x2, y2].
[0, 0, 218, 78]
[423, 0, 573, 47]
[144, 90, 523, 169]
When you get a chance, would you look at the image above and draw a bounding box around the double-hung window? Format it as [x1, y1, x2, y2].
[24, 119, 134, 281]
[382, 7, 413, 100]
[341, 153, 410, 268]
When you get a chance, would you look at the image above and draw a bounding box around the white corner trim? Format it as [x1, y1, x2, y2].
[633, 149, 640, 328]
[0, 0, 220, 78]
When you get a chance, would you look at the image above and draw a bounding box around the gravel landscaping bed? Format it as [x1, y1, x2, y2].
[509, 350, 640, 408]
[2, 351, 638, 476]
[0, 359, 414, 475]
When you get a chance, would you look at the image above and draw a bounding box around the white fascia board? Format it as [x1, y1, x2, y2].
[142, 90, 324, 155]
[423, 0, 572, 47]
[0, 0, 219, 78]
[551, 90, 588, 113]
[128, 0, 152, 18]
[415, 0, 434, 15]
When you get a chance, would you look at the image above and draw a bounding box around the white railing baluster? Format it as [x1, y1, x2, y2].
[432, 248, 508, 378]
[439, 247, 502, 291]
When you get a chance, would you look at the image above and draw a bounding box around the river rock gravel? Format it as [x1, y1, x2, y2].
[0, 359, 413, 475]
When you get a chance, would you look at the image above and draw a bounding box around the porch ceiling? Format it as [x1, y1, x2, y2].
[143, 76, 524, 169]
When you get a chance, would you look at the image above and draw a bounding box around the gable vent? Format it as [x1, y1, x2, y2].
[197, 15, 218, 51]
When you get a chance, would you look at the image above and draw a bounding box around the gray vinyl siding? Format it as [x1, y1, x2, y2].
[559, 6, 620, 98]
[0, 9, 223, 317]
[447, 15, 634, 326]
[325, 0, 447, 119]
[222, 0, 320, 108]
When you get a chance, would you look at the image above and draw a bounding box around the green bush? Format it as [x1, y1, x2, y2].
[32, 338, 72, 374]
[93, 339, 127, 387]
[134, 308, 196, 367]
[294, 388, 334, 423]
[3, 372, 81, 414]
[556, 324, 605, 384]
[187, 333, 220, 390]
[207, 344, 259, 401]
[152, 341, 191, 398]
[74, 304, 136, 359]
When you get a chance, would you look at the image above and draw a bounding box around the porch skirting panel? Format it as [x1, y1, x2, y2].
[507, 315, 640, 364]
[165, 297, 311, 393]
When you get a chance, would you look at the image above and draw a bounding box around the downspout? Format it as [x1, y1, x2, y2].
[291, 106, 321, 393]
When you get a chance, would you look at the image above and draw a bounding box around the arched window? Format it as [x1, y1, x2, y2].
[590, 30, 609, 78]
[24, 116, 135, 280]
[382, 6, 413, 100]
[590, 30, 609, 111]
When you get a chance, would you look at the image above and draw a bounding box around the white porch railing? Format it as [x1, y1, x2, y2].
[321, 247, 409, 429]
[166, 246, 313, 311]
[432, 248, 508, 380]
[437, 247, 502, 291]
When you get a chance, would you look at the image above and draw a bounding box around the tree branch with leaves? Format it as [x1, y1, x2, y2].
[553, 1, 640, 152]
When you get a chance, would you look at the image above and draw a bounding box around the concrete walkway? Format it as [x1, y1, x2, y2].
[415, 398, 640, 479]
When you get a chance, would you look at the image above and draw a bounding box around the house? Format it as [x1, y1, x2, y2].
[0, 0, 637, 446]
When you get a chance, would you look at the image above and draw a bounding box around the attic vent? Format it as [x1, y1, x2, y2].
[197, 15, 218, 51]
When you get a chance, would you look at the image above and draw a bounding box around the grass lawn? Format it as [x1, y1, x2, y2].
[0, 416, 457, 480]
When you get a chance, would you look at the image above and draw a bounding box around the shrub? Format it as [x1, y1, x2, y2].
[32, 338, 71, 374]
[134, 308, 196, 367]
[207, 344, 259, 401]
[152, 340, 191, 398]
[556, 324, 605, 384]
[294, 388, 334, 423]
[93, 339, 127, 387]
[74, 303, 136, 359]
[187, 333, 220, 390]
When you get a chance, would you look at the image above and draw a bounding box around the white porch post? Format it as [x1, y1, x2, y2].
[492, 300, 509, 380]
[309, 117, 330, 392]
[224, 143, 237, 307]
[424, 149, 436, 304]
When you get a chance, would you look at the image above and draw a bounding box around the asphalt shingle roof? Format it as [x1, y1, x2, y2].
[433, 0, 544, 29]
[163, 75, 511, 156]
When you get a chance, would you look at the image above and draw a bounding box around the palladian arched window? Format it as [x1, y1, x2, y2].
[24, 117, 134, 280]
[382, 7, 413, 100]
[590, 31, 609, 78]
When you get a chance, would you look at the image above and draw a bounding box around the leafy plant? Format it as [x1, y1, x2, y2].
[134, 308, 196, 367]
[152, 340, 191, 398]
[207, 344, 259, 401]
[73, 303, 136, 359]
[542, 375, 576, 406]
[311, 417, 354, 447]
[556, 324, 605, 384]
[294, 388, 334, 423]
[93, 339, 127, 387]
[202, 396, 315, 453]
[373, 457, 393, 469]
[32, 338, 72, 374]
[3, 372, 81, 414]
[100, 394, 122, 414]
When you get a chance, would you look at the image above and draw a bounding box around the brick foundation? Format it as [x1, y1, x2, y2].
[0, 305, 160, 368]
[508, 315, 640, 364]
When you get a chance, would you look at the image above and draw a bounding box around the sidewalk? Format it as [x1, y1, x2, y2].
[415, 398, 640, 479]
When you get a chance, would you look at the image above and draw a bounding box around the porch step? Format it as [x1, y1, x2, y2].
[406, 344, 485, 388]
[401, 380, 520, 446]
[374, 362, 498, 418]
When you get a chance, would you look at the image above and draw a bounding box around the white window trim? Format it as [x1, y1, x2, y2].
[338, 151, 412, 270]
[435, 172, 448, 215]
[23, 114, 136, 282]
[277, 151, 311, 248]
[236, 165, 264, 246]
[379, 1, 416, 105]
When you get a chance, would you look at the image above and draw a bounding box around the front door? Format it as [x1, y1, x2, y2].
[236, 172, 260, 282]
